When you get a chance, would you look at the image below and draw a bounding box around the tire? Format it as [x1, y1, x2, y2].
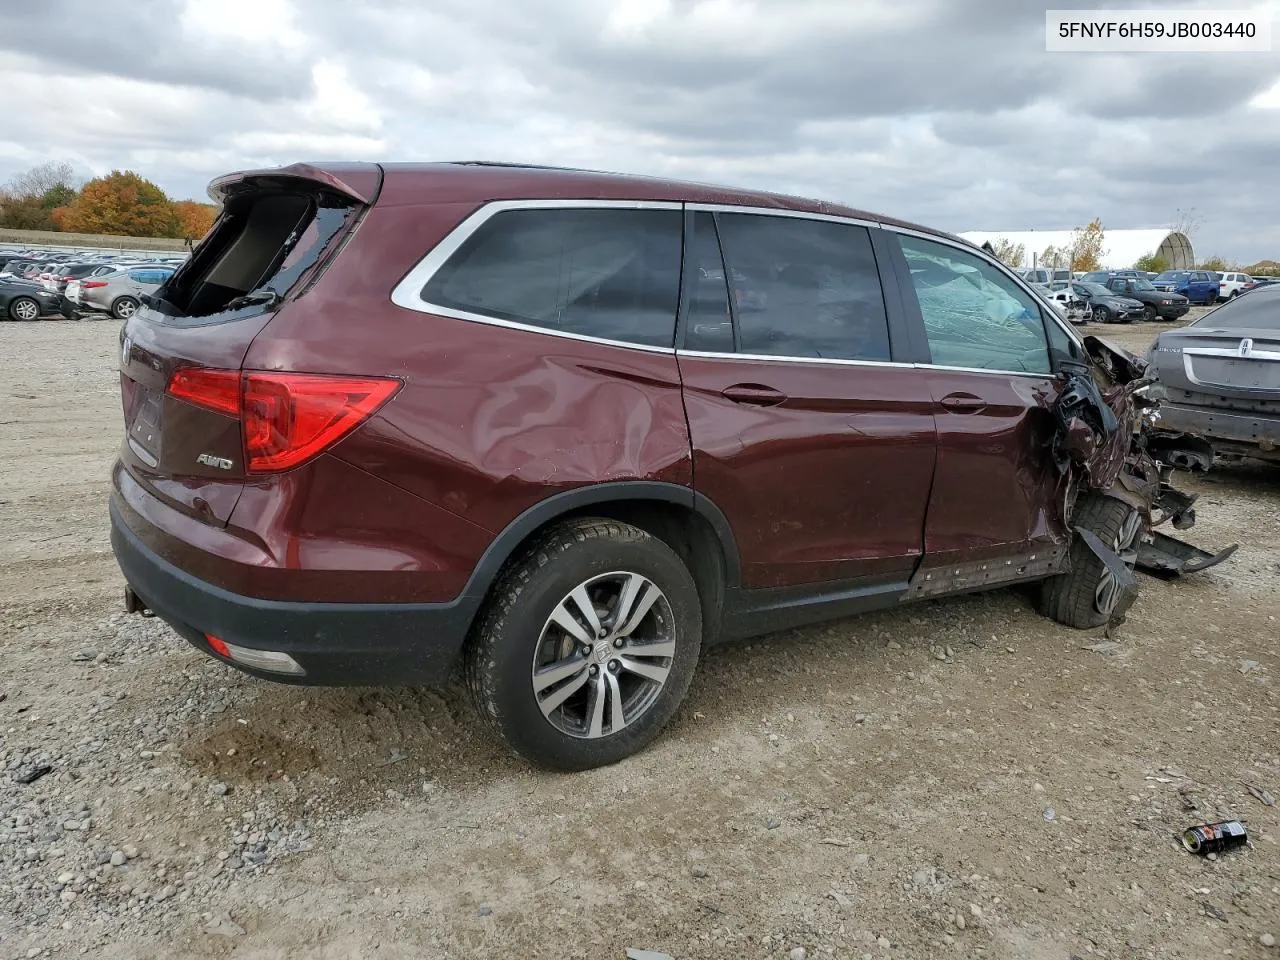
[1091, 305, 1112, 324]
[8, 296, 40, 322]
[1229, 290, 1239, 299]
[1142, 305, 1157, 322]
[465, 518, 703, 770]
[111, 296, 139, 320]
[1038, 496, 1142, 629]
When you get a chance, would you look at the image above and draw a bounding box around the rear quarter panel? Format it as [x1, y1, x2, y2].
[242, 201, 694, 536]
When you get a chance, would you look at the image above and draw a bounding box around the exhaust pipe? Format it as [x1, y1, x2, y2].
[123, 586, 154, 617]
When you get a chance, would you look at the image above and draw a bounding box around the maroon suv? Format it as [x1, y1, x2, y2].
[110, 161, 1228, 770]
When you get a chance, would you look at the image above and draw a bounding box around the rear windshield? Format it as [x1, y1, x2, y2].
[1193, 286, 1280, 331]
[152, 188, 357, 321]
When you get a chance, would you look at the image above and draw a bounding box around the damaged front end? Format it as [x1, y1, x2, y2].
[1052, 336, 1237, 591]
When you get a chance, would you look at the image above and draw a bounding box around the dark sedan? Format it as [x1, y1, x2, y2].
[1053, 281, 1145, 323]
[0, 279, 63, 321]
[1147, 284, 1280, 462]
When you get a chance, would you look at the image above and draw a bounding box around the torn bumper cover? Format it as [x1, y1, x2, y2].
[1054, 337, 1236, 579]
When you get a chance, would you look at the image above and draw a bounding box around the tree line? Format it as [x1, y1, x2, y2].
[0, 162, 218, 241]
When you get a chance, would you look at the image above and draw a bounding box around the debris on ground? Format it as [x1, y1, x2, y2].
[1244, 783, 1276, 807]
[625, 949, 674, 960]
[1181, 820, 1249, 856]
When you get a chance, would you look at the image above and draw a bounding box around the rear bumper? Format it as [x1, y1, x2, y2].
[1156, 402, 1280, 460]
[109, 498, 479, 686]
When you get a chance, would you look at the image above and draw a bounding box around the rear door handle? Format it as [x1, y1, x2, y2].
[721, 383, 787, 407]
[939, 392, 987, 413]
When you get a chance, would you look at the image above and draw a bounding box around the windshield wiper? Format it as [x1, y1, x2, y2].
[222, 290, 282, 312]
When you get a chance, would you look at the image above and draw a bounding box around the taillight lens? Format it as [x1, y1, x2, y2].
[243, 373, 400, 472]
[165, 368, 399, 473]
[167, 368, 241, 417]
[80, 280, 108, 289]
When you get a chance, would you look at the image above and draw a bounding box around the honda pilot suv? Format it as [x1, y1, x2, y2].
[110, 162, 1228, 769]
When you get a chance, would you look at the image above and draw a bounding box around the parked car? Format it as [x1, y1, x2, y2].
[67, 266, 174, 319]
[1046, 281, 1145, 324]
[1022, 267, 1073, 285]
[109, 161, 1229, 769]
[0, 277, 63, 321]
[1215, 271, 1251, 300]
[0, 259, 36, 280]
[1147, 284, 1280, 462]
[1152, 270, 1220, 304]
[44, 261, 119, 294]
[1098, 275, 1190, 321]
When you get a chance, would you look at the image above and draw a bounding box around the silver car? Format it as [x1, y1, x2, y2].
[66, 266, 175, 319]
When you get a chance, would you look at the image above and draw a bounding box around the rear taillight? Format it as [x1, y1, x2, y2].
[165, 368, 399, 473]
[80, 280, 108, 289]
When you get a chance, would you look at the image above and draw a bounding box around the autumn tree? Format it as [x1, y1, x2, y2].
[56, 171, 181, 238]
[1069, 218, 1106, 272]
[1134, 252, 1169, 273]
[987, 237, 1026, 269]
[1039, 245, 1070, 270]
[173, 200, 219, 241]
[1197, 255, 1233, 272]
[0, 161, 80, 230]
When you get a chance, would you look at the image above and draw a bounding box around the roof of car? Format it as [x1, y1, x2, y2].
[373, 161, 960, 244]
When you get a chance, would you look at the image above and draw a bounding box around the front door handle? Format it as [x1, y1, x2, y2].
[939, 392, 987, 413]
[721, 383, 787, 407]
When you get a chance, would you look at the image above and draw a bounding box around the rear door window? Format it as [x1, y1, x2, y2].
[711, 212, 891, 361]
[896, 234, 1051, 374]
[422, 207, 683, 348]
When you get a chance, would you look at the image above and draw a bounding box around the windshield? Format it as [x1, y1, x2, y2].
[1078, 282, 1111, 297]
[1130, 279, 1155, 291]
[1156, 271, 1187, 282]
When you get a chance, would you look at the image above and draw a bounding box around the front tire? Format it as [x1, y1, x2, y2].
[1038, 496, 1142, 629]
[8, 296, 40, 322]
[465, 518, 703, 770]
[1091, 305, 1112, 324]
[1142, 305, 1157, 322]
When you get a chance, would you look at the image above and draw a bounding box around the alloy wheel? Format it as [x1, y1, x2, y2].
[1094, 509, 1142, 616]
[11, 298, 38, 321]
[531, 571, 677, 739]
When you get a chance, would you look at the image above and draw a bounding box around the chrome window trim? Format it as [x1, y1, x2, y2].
[684, 202, 880, 230]
[678, 349, 1056, 379]
[677, 349, 911, 369]
[389, 198, 684, 354]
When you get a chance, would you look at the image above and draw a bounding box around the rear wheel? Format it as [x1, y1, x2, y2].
[1039, 496, 1142, 629]
[8, 296, 40, 322]
[111, 296, 139, 320]
[465, 518, 703, 770]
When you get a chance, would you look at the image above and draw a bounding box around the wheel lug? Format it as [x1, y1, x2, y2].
[608, 660, 619, 673]
[597, 627, 608, 639]
[589, 664, 599, 675]
[613, 638, 624, 648]
[581, 646, 592, 658]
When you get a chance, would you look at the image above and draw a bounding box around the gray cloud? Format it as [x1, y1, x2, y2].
[1, 0, 1279, 261]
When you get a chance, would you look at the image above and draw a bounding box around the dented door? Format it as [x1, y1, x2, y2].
[888, 231, 1071, 578]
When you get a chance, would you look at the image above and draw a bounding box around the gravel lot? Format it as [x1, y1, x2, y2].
[1, 313, 1277, 959]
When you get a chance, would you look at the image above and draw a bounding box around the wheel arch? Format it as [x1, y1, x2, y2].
[460, 482, 740, 642]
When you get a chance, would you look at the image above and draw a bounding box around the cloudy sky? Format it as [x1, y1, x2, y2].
[2, 0, 1279, 261]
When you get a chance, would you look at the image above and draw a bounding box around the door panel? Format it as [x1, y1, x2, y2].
[919, 368, 1066, 564]
[680, 355, 937, 587]
[888, 232, 1071, 568]
[677, 210, 936, 589]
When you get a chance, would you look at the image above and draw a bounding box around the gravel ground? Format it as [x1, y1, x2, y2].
[1, 313, 1277, 959]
